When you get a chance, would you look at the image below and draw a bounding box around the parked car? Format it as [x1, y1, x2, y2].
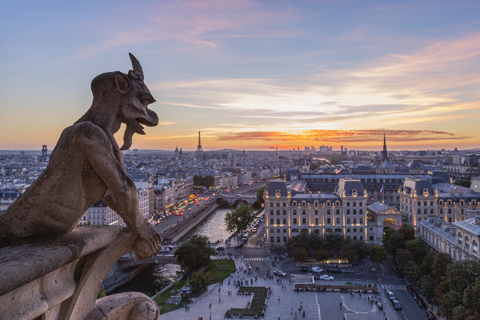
[273, 270, 287, 277]
[417, 298, 426, 309]
[406, 285, 413, 294]
[312, 267, 323, 273]
[392, 300, 402, 310]
[319, 275, 334, 281]
[216, 247, 225, 251]
[299, 266, 310, 272]
[426, 310, 436, 320]
[235, 244, 243, 249]
[327, 267, 340, 273]
[388, 291, 396, 301]
[341, 269, 354, 274]
[160, 247, 170, 253]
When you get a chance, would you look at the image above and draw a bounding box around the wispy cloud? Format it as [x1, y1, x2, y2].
[217, 129, 466, 144]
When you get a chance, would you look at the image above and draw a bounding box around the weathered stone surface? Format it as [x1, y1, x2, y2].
[0, 226, 122, 296]
[0, 53, 161, 260]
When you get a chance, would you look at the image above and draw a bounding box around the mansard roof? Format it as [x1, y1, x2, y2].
[267, 180, 288, 196]
[337, 178, 363, 196]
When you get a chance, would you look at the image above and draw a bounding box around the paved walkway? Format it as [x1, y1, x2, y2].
[160, 258, 401, 320]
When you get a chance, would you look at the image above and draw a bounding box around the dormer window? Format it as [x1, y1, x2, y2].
[326, 200, 331, 206]
[292, 201, 297, 206]
[302, 201, 306, 206]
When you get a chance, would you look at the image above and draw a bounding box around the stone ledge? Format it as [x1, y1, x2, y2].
[0, 225, 125, 296]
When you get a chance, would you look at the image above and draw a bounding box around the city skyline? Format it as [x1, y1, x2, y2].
[1, 1, 480, 151]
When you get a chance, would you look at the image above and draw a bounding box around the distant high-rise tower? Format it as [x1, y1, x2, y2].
[196, 131, 203, 152]
[41, 145, 48, 156]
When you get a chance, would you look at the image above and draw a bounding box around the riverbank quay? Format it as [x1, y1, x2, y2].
[160, 257, 400, 320]
[161, 202, 220, 243]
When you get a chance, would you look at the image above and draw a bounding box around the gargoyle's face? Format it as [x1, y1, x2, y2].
[116, 54, 159, 150]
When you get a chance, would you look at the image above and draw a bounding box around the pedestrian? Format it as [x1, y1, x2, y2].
[290, 307, 293, 314]
[340, 302, 342, 309]
[302, 310, 305, 318]
[278, 296, 280, 302]
[278, 316, 280, 320]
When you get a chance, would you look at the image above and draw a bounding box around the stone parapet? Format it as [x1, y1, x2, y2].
[0, 225, 159, 320]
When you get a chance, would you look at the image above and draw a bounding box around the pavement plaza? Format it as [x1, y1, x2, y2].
[161, 257, 398, 320]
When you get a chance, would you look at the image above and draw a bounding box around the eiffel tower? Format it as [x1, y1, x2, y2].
[196, 131, 203, 152]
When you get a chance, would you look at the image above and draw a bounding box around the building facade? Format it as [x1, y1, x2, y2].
[264, 179, 370, 246]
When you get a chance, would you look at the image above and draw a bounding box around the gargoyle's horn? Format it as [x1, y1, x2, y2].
[128, 53, 144, 81]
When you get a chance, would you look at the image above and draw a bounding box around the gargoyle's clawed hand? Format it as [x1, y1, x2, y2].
[133, 221, 162, 261]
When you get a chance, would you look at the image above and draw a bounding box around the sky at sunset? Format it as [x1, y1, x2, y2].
[1, 0, 480, 151]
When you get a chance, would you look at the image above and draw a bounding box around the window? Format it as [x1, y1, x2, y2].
[424, 209, 427, 214]
[440, 209, 444, 215]
[270, 210, 273, 215]
[347, 210, 350, 215]
[369, 236, 374, 241]
[418, 209, 421, 215]
[283, 218, 287, 224]
[283, 236, 287, 242]
[458, 233, 462, 245]
[360, 218, 363, 224]
[353, 228, 357, 232]
[336, 209, 340, 215]
[359, 202, 363, 206]
[302, 210, 306, 215]
[353, 202, 356, 206]
[277, 210, 280, 215]
[292, 201, 297, 206]
[271, 237, 274, 242]
[270, 203, 273, 207]
[347, 218, 351, 224]
[277, 202, 280, 207]
[359, 209, 363, 215]
[283, 202, 286, 207]
[293, 218, 297, 224]
[276, 219, 280, 224]
[277, 236, 281, 242]
[465, 236, 470, 250]
[270, 218, 273, 224]
[293, 210, 297, 215]
[283, 229, 287, 233]
[424, 201, 427, 206]
[302, 218, 306, 224]
[353, 218, 357, 224]
[418, 201, 421, 206]
[353, 210, 356, 215]
[431, 209, 434, 215]
[277, 229, 280, 233]
[473, 240, 478, 254]
[283, 210, 286, 215]
[336, 218, 340, 224]
[448, 209, 452, 214]
[360, 236, 363, 241]
[315, 209, 318, 215]
[292, 228, 299, 233]
[418, 218, 422, 222]
[347, 202, 350, 206]
[315, 218, 318, 224]
[327, 218, 331, 224]
[327, 209, 331, 215]
[449, 217, 452, 222]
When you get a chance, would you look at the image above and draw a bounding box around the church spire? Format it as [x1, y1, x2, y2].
[382, 132, 388, 161]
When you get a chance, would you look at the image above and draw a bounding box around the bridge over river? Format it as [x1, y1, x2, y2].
[215, 194, 258, 206]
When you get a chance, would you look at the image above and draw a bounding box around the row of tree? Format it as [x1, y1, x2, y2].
[384, 227, 480, 320]
[287, 232, 372, 264]
[193, 175, 215, 188]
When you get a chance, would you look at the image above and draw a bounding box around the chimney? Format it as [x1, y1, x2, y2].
[451, 226, 457, 237]
[434, 218, 442, 227]
[476, 216, 480, 225]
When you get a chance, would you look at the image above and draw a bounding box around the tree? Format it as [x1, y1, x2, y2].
[418, 274, 436, 308]
[174, 235, 215, 273]
[189, 271, 209, 293]
[340, 244, 356, 263]
[324, 233, 344, 255]
[398, 224, 415, 242]
[315, 249, 329, 263]
[352, 240, 371, 262]
[404, 260, 422, 283]
[225, 204, 256, 234]
[256, 185, 266, 205]
[382, 229, 405, 258]
[292, 247, 307, 262]
[406, 238, 429, 265]
[432, 252, 453, 284]
[203, 175, 214, 187]
[370, 245, 388, 267]
[395, 249, 414, 269]
[309, 163, 319, 171]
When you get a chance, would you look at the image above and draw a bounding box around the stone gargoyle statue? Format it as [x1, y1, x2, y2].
[0, 53, 161, 260]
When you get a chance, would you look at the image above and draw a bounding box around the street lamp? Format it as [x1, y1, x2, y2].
[218, 287, 221, 302]
[209, 303, 212, 319]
